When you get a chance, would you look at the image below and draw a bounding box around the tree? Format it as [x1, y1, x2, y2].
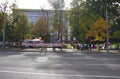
[32, 16, 49, 42]
[85, 0, 120, 19]
[85, 17, 107, 42]
[85, 17, 107, 51]
[0, 0, 19, 42]
[0, 0, 9, 47]
[113, 30, 120, 38]
[48, 0, 64, 9]
[85, 0, 120, 40]
[14, 13, 31, 41]
[4, 14, 14, 41]
[69, 0, 89, 42]
[48, 0, 65, 40]
[0, 12, 3, 40]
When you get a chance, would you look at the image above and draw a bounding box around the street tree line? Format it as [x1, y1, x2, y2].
[69, 0, 120, 44]
[0, 0, 120, 45]
[0, 0, 49, 43]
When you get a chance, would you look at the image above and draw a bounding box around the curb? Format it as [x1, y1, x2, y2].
[0, 48, 21, 51]
[0, 48, 119, 54]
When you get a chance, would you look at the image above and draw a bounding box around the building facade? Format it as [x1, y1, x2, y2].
[18, 9, 71, 41]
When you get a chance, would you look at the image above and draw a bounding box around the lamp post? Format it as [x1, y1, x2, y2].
[0, 4, 7, 48]
[106, 3, 109, 53]
[2, 11, 6, 47]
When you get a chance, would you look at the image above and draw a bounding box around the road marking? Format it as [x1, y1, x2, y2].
[0, 70, 120, 78]
[86, 64, 120, 66]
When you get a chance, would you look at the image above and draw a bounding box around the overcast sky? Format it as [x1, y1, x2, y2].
[0, 0, 72, 9]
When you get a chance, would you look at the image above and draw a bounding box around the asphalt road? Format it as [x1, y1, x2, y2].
[0, 50, 120, 79]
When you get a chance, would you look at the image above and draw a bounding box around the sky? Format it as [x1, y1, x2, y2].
[0, 0, 72, 9]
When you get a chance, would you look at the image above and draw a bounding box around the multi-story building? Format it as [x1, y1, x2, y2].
[17, 9, 71, 41]
[18, 9, 53, 28]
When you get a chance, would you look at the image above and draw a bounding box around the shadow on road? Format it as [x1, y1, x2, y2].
[0, 51, 22, 57]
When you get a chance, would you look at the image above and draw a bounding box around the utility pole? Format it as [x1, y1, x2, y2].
[2, 10, 6, 47]
[0, 2, 7, 48]
[106, 3, 109, 53]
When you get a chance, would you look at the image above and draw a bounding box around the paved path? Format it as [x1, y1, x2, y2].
[0, 48, 119, 53]
[0, 51, 120, 79]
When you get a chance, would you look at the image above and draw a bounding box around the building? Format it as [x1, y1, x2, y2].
[16, 9, 71, 41]
[18, 9, 52, 28]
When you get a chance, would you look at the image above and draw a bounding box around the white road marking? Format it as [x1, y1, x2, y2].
[0, 70, 120, 78]
[86, 64, 120, 66]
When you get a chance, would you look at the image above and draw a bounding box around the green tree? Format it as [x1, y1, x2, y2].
[0, 0, 9, 44]
[14, 13, 31, 41]
[4, 14, 14, 41]
[85, 0, 120, 19]
[0, 0, 19, 42]
[113, 30, 120, 38]
[69, 0, 89, 42]
[85, 0, 120, 40]
[0, 12, 3, 39]
[49, 0, 65, 40]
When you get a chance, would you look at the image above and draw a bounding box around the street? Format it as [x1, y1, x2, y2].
[0, 50, 120, 79]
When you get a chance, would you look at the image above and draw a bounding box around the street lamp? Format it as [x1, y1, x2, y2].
[106, 3, 109, 53]
[0, 5, 7, 48]
[2, 12, 6, 47]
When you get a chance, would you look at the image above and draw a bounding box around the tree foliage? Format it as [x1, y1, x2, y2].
[70, 0, 120, 43]
[85, 0, 120, 19]
[48, 0, 65, 10]
[69, 0, 88, 42]
[85, 17, 107, 41]
[4, 14, 14, 41]
[0, 0, 10, 41]
[14, 13, 31, 41]
[48, 0, 65, 40]
[85, 0, 120, 40]
[113, 30, 120, 38]
[32, 16, 49, 42]
[0, 13, 3, 38]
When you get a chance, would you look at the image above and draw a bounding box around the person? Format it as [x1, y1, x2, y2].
[76, 43, 81, 50]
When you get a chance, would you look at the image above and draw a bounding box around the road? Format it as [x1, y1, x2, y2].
[0, 50, 120, 79]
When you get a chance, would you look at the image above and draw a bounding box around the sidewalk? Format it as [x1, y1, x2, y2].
[92, 49, 120, 54]
[21, 48, 76, 52]
[0, 47, 119, 53]
[0, 47, 80, 53]
[0, 47, 21, 51]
